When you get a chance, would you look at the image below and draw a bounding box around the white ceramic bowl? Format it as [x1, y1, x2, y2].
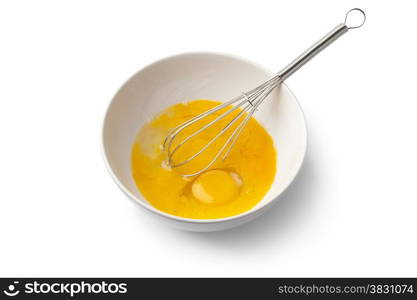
[102, 52, 307, 232]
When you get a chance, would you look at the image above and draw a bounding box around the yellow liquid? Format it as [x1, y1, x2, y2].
[131, 100, 276, 219]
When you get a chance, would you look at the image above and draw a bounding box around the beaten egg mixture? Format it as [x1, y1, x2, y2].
[131, 100, 276, 219]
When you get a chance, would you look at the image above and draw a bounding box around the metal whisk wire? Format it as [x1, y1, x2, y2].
[163, 75, 282, 177]
[163, 8, 366, 177]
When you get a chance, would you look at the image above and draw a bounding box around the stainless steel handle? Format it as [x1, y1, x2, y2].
[278, 8, 366, 81]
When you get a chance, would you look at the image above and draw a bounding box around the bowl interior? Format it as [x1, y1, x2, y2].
[103, 52, 307, 220]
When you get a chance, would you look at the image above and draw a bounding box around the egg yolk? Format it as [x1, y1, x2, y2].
[192, 170, 242, 205]
[131, 99, 276, 219]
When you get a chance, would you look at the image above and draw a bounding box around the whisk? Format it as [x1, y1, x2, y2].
[164, 8, 366, 177]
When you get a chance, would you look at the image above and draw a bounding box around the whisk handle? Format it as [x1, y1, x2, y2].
[278, 8, 366, 81]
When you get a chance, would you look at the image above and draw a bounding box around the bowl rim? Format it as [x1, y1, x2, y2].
[101, 51, 308, 224]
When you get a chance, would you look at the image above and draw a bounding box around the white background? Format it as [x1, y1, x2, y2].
[1, 0, 416, 277]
